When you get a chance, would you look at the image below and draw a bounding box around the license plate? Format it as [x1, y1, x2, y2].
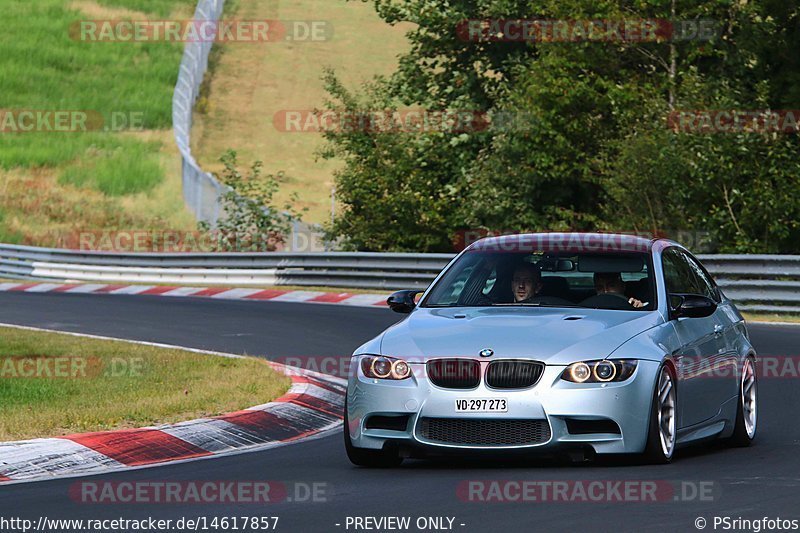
[455, 398, 508, 412]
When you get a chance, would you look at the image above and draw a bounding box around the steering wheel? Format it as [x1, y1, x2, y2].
[579, 292, 635, 310]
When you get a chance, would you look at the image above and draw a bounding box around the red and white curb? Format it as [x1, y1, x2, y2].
[0, 282, 390, 308]
[0, 361, 345, 484]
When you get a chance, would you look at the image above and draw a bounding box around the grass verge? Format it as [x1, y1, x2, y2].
[0, 326, 291, 441]
[743, 313, 800, 324]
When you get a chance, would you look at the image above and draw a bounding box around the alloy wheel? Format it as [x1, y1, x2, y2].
[657, 368, 676, 458]
[742, 358, 757, 439]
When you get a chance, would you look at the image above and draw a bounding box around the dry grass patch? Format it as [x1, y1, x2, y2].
[0, 130, 195, 247]
[192, 0, 410, 223]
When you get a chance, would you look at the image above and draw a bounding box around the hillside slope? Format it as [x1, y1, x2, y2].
[0, 0, 197, 247]
[191, 0, 409, 224]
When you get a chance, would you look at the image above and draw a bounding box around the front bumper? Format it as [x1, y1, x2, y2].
[346, 358, 660, 455]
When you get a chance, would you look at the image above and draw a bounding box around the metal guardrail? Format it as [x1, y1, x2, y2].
[0, 244, 798, 313]
[0, 244, 453, 291]
[697, 255, 800, 314]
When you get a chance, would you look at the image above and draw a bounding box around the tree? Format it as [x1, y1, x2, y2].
[324, 0, 800, 252]
[600, 0, 800, 252]
[323, 0, 533, 251]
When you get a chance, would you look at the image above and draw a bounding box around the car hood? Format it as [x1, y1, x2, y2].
[377, 307, 663, 366]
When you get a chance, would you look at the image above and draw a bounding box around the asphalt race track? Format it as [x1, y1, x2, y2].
[0, 291, 799, 532]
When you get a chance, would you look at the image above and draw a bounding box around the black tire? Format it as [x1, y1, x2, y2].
[643, 365, 677, 464]
[727, 357, 757, 447]
[343, 398, 403, 468]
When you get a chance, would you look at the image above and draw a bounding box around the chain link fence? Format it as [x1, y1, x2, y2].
[173, 0, 227, 226]
[172, 0, 327, 250]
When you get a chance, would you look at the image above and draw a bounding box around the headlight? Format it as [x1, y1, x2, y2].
[561, 360, 637, 383]
[361, 356, 412, 380]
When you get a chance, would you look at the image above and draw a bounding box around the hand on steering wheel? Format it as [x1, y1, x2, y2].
[607, 292, 644, 308]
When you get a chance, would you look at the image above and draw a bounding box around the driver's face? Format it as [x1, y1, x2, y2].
[512, 268, 535, 302]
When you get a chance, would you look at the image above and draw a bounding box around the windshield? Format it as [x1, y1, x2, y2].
[421, 249, 655, 311]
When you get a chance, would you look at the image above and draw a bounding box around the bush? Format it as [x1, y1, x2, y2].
[200, 150, 306, 252]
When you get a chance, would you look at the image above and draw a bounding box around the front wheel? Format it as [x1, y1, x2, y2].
[727, 357, 757, 447]
[643, 365, 677, 464]
[343, 398, 403, 468]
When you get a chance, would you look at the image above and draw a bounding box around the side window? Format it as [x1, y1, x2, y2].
[661, 248, 701, 294]
[683, 252, 721, 303]
[434, 265, 475, 305]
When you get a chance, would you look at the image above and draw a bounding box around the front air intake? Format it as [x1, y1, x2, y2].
[485, 360, 544, 389]
[365, 414, 411, 432]
[418, 418, 551, 446]
[426, 359, 481, 389]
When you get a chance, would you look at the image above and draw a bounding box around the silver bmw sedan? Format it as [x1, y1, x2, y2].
[345, 233, 757, 466]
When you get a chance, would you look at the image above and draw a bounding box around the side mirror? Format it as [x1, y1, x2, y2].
[670, 294, 717, 319]
[387, 290, 422, 314]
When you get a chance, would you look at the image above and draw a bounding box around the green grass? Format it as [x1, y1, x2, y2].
[0, 0, 200, 245]
[1, 0, 182, 129]
[59, 139, 165, 195]
[0, 0, 189, 190]
[2, 134, 120, 170]
[96, 0, 198, 17]
[0, 326, 291, 440]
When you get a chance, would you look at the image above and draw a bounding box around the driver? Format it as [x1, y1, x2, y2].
[511, 262, 543, 303]
[594, 272, 644, 308]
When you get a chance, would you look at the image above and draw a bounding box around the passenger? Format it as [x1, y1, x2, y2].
[594, 272, 644, 308]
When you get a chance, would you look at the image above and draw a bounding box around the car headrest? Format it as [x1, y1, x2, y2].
[539, 276, 569, 297]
